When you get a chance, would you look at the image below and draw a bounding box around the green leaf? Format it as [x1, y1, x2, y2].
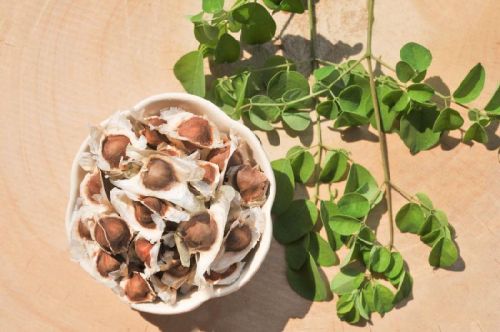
[267, 71, 310, 100]
[309, 232, 337, 267]
[399, 104, 441, 154]
[214, 33, 240, 63]
[259, 56, 296, 88]
[412, 70, 427, 83]
[407, 83, 434, 102]
[320, 200, 343, 251]
[194, 22, 219, 46]
[429, 237, 459, 268]
[314, 65, 336, 81]
[432, 108, 464, 132]
[338, 85, 363, 112]
[287, 254, 330, 301]
[396, 61, 416, 83]
[337, 193, 370, 218]
[202, 0, 224, 13]
[396, 203, 425, 234]
[400, 42, 432, 72]
[262, 0, 280, 10]
[382, 90, 410, 113]
[280, 0, 305, 13]
[286, 146, 315, 183]
[356, 292, 371, 320]
[369, 246, 392, 273]
[330, 264, 365, 295]
[344, 163, 382, 205]
[248, 95, 280, 131]
[341, 241, 360, 267]
[362, 282, 376, 313]
[250, 95, 280, 120]
[285, 234, 310, 270]
[282, 110, 311, 131]
[274, 200, 318, 244]
[453, 63, 485, 103]
[463, 122, 488, 144]
[385, 252, 404, 279]
[373, 283, 395, 314]
[189, 12, 204, 23]
[393, 270, 413, 303]
[329, 215, 362, 236]
[316, 100, 339, 120]
[271, 159, 295, 214]
[319, 151, 349, 183]
[419, 213, 441, 237]
[415, 192, 433, 210]
[232, 3, 276, 44]
[484, 85, 500, 115]
[337, 294, 355, 314]
[174, 51, 205, 97]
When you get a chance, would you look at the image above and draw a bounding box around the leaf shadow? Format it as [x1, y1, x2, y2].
[139, 241, 313, 332]
[484, 120, 500, 150]
[330, 125, 380, 143]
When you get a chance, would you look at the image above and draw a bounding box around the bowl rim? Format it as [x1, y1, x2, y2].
[65, 92, 276, 315]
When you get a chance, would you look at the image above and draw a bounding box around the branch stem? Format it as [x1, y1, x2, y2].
[365, 0, 395, 249]
[308, 0, 323, 205]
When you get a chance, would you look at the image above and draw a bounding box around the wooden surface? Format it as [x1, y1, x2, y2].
[1, 0, 499, 331]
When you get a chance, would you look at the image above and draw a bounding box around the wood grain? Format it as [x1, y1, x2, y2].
[0, 1, 499, 331]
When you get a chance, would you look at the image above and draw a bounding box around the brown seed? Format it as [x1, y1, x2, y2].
[164, 260, 191, 278]
[132, 201, 156, 229]
[201, 163, 217, 184]
[94, 217, 131, 253]
[178, 212, 217, 250]
[236, 165, 269, 204]
[169, 137, 198, 154]
[96, 250, 121, 277]
[77, 219, 92, 240]
[142, 158, 178, 191]
[225, 224, 252, 252]
[86, 171, 102, 203]
[207, 146, 230, 171]
[135, 238, 153, 267]
[227, 149, 244, 168]
[205, 264, 237, 281]
[102, 135, 130, 168]
[142, 126, 169, 148]
[177, 117, 213, 147]
[124, 273, 152, 302]
[141, 196, 167, 215]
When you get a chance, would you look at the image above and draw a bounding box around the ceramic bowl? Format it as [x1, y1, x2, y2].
[65, 92, 276, 314]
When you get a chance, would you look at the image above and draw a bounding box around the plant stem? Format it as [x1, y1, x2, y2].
[390, 181, 434, 212]
[372, 55, 396, 72]
[365, 0, 395, 249]
[389, 181, 413, 202]
[308, 0, 323, 205]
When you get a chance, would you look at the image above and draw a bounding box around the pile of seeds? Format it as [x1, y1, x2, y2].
[69, 107, 269, 305]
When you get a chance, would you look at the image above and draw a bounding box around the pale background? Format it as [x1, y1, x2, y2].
[1, 0, 499, 331]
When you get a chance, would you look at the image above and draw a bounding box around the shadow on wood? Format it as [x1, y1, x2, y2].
[139, 241, 312, 332]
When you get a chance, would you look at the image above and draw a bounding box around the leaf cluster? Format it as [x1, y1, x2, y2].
[272, 149, 413, 322]
[395, 193, 458, 267]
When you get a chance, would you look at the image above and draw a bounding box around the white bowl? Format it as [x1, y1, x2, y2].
[65, 92, 276, 315]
